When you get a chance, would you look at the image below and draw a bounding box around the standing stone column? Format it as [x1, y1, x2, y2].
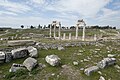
[82, 25, 86, 41]
[69, 33, 71, 40]
[63, 33, 66, 40]
[49, 24, 52, 38]
[54, 24, 56, 38]
[94, 34, 97, 41]
[58, 22, 61, 39]
[75, 24, 79, 39]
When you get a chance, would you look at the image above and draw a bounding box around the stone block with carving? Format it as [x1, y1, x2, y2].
[23, 57, 37, 71]
[9, 63, 25, 72]
[11, 48, 29, 59]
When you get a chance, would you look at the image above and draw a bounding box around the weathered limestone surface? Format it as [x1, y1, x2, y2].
[97, 58, 116, 69]
[58, 46, 65, 51]
[9, 63, 25, 72]
[27, 46, 38, 57]
[0, 51, 5, 63]
[45, 54, 60, 66]
[73, 61, 79, 66]
[11, 48, 29, 59]
[23, 57, 37, 71]
[84, 66, 99, 76]
[99, 76, 105, 80]
[5, 52, 12, 63]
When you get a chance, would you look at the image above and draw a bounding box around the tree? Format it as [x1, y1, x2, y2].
[48, 24, 50, 28]
[113, 27, 116, 29]
[38, 24, 41, 29]
[21, 25, 24, 29]
[43, 25, 46, 29]
[30, 25, 34, 29]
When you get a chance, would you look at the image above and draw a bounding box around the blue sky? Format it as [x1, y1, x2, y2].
[0, 0, 120, 28]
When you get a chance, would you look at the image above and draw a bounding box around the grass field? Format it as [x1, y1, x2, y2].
[0, 41, 119, 80]
[0, 29, 120, 80]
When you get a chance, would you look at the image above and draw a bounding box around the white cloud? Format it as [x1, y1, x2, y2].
[0, 0, 31, 13]
[0, 11, 17, 16]
[30, 0, 45, 4]
[0, 0, 120, 28]
[102, 8, 118, 17]
[46, 0, 112, 17]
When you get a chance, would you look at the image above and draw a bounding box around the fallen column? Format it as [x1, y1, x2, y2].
[84, 66, 99, 76]
[97, 58, 116, 69]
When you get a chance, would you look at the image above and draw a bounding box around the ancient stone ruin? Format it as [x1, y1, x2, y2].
[45, 54, 61, 66]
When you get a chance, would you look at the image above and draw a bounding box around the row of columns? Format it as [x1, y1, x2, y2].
[75, 19, 86, 41]
[49, 21, 61, 39]
[49, 20, 86, 41]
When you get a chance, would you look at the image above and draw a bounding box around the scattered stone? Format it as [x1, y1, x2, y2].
[80, 68, 84, 71]
[58, 46, 65, 51]
[108, 54, 115, 58]
[78, 50, 83, 53]
[0, 51, 5, 63]
[94, 55, 99, 58]
[95, 49, 100, 51]
[51, 73, 55, 76]
[94, 51, 98, 53]
[87, 56, 91, 60]
[61, 65, 68, 68]
[73, 61, 79, 66]
[27, 46, 38, 57]
[45, 54, 61, 66]
[5, 52, 12, 63]
[38, 63, 46, 69]
[98, 71, 102, 75]
[77, 53, 82, 55]
[99, 76, 105, 80]
[84, 59, 89, 62]
[97, 58, 116, 69]
[11, 48, 29, 59]
[80, 60, 83, 62]
[23, 57, 37, 71]
[84, 66, 99, 76]
[57, 75, 59, 78]
[9, 63, 25, 72]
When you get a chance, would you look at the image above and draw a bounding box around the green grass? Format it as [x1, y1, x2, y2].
[1, 29, 117, 39]
[0, 29, 120, 80]
[0, 41, 119, 80]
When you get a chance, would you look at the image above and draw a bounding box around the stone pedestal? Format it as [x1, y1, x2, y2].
[94, 34, 97, 41]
